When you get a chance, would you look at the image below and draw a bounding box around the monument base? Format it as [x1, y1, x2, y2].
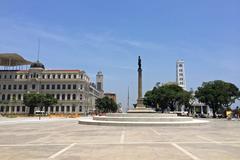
[127, 98, 156, 113]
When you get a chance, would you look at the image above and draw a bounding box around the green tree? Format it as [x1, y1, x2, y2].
[42, 94, 57, 112]
[23, 93, 57, 115]
[144, 84, 192, 113]
[144, 87, 158, 109]
[195, 80, 240, 118]
[96, 97, 118, 113]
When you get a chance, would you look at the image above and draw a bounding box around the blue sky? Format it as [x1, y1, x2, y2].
[0, 0, 240, 108]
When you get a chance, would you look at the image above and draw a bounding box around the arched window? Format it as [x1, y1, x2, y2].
[7, 94, 11, 100]
[2, 94, 5, 100]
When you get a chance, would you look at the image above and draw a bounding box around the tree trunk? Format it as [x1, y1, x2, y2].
[212, 107, 216, 118]
[28, 106, 35, 116]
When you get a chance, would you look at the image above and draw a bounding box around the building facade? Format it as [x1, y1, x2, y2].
[0, 60, 103, 114]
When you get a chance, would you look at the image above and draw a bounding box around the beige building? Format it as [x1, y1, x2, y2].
[0, 54, 103, 114]
[104, 92, 117, 103]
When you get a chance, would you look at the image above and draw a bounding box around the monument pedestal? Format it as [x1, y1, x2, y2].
[127, 98, 156, 113]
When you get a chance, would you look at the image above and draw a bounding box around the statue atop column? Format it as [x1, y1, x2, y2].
[138, 56, 141, 69]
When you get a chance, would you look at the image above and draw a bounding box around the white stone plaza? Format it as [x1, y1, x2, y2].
[0, 117, 240, 160]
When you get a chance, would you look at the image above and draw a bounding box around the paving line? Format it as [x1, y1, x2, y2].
[171, 143, 200, 160]
[120, 131, 125, 144]
[150, 128, 161, 136]
[197, 135, 221, 144]
[48, 143, 76, 159]
[1, 141, 240, 147]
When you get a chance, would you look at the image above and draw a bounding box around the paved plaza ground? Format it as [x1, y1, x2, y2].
[0, 117, 239, 160]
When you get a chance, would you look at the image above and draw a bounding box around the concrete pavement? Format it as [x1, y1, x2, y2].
[0, 118, 239, 160]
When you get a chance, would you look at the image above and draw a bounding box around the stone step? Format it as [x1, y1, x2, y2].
[78, 118, 209, 127]
[106, 113, 178, 117]
[93, 116, 193, 122]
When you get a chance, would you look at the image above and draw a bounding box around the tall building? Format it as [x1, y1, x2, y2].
[176, 59, 187, 90]
[96, 71, 104, 92]
[0, 53, 102, 114]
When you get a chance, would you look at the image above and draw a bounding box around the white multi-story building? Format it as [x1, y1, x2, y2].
[176, 59, 186, 90]
[0, 54, 103, 114]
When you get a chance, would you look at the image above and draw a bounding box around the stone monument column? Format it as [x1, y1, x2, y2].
[128, 56, 155, 113]
[138, 56, 142, 99]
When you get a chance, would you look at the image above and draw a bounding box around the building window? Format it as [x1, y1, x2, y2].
[67, 94, 71, 100]
[67, 84, 71, 89]
[17, 106, 20, 112]
[58, 74, 61, 79]
[179, 69, 183, 72]
[62, 84, 66, 89]
[72, 94, 76, 100]
[62, 94, 65, 100]
[52, 85, 55, 90]
[46, 85, 50, 90]
[12, 94, 16, 101]
[50, 106, 54, 112]
[32, 84, 36, 90]
[6, 106, 9, 112]
[61, 106, 64, 112]
[22, 106, 25, 112]
[73, 84, 76, 89]
[179, 64, 183, 67]
[79, 106, 82, 112]
[18, 94, 21, 100]
[8, 85, 12, 90]
[13, 85, 17, 90]
[56, 106, 59, 112]
[3, 85, 6, 90]
[20, 75, 23, 79]
[67, 106, 70, 112]
[73, 75, 77, 79]
[41, 85, 45, 90]
[9, 75, 12, 79]
[7, 94, 11, 100]
[11, 106, 15, 112]
[2, 94, 5, 100]
[0, 106, 4, 112]
[52, 74, 56, 79]
[63, 74, 66, 79]
[19, 85, 22, 90]
[56, 94, 60, 100]
[80, 94, 83, 100]
[72, 106, 75, 112]
[47, 74, 51, 79]
[57, 84, 61, 89]
[68, 74, 71, 79]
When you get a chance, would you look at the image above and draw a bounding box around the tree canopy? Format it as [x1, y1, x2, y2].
[23, 93, 57, 115]
[195, 80, 240, 118]
[95, 97, 118, 113]
[144, 84, 192, 112]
